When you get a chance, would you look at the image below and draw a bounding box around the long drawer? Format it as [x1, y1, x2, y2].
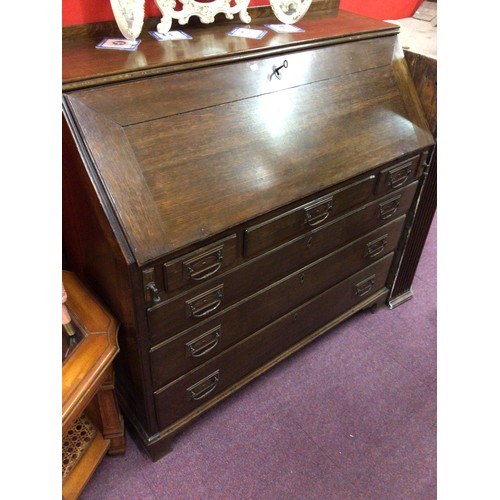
[154, 253, 394, 428]
[149, 219, 404, 388]
[244, 157, 420, 257]
[147, 183, 417, 342]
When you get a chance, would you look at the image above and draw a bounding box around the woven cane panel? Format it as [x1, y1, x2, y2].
[62, 413, 96, 481]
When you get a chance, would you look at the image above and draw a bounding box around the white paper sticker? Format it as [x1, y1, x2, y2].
[264, 24, 305, 33]
[95, 38, 142, 51]
[228, 27, 267, 39]
[149, 30, 192, 41]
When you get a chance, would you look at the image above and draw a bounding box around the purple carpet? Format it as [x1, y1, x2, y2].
[81, 216, 436, 499]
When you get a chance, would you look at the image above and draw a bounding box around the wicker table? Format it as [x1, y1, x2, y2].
[62, 271, 126, 499]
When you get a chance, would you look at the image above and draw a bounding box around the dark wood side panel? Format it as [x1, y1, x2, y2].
[402, 50, 437, 136]
[62, 112, 158, 434]
[388, 50, 437, 305]
[65, 96, 169, 264]
[390, 41, 434, 147]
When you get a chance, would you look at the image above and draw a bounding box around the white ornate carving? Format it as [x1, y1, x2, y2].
[110, 0, 146, 41]
[154, 0, 251, 34]
[270, 0, 312, 24]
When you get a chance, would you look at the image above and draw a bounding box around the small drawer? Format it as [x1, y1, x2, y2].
[163, 234, 237, 293]
[149, 219, 404, 385]
[154, 253, 394, 429]
[374, 155, 421, 195]
[244, 173, 377, 257]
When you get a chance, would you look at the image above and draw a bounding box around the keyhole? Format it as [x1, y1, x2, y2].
[307, 237, 313, 248]
[300, 273, 305, 284]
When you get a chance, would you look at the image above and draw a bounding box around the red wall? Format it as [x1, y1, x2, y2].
[339, 0, 421, 20]
[63, 0, 267, 26]
[62, 0, 421, 26]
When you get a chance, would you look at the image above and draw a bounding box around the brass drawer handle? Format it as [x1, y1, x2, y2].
[379, 196, 400, 220]
[187, 370, 220, 401]
[389, 166, 412, 189]
[186, 326, 221, 358]
[355, 275, 375, 297]
[304, 198, 333, 227]
[186, 248, 223, 281]
[187, 287, 224, 318]
[366, 235, 388, 258]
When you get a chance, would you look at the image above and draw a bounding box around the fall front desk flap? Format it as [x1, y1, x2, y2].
[63, 13, 433, 266]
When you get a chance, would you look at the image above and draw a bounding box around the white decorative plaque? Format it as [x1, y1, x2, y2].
[110, 0, 146, 41]
[270, 0, 312, 24]
[154, 0, 251, 34]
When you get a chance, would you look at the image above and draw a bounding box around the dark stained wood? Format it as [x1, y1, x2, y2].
[147, 185, 415, 343]
[147, 179, 416, 308]
[62, 10, 434, 461]
[403, 50, 437, 136]
[374, 154, 421, 194]
[154, 254, 393, 428]
[150, 220, 405, 386]
[62, 10, 397, 90]
[389, 50, 437, 306]
[244, 163, 420, 258]
[148, 212, 403, 346]
[391, 41, 433, 145]
[66, 60, 432, 265]
[71, 36, 396, 125]
[163, 234, 238, 294]
[63, 114, 160, 435]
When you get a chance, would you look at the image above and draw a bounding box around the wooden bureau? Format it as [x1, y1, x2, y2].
[62, 9, 434, 460]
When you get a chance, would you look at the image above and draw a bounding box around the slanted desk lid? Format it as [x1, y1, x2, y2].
[63, 13, 433, 266]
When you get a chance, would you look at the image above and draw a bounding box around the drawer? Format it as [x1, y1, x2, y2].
[375, 155, 421, 195]
[154, 253, 394, 428]
[149, 220, 404, 386]
[147, 184, 417, 342]
[243, 172, 419, 259]
[244, 172, 377, 257]
[162, 234, 238, 293]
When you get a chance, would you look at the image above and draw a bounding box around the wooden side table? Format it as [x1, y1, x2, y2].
[62, 271, 126, 500]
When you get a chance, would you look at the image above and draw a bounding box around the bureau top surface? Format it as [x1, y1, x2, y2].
[63, 10, 433, 266]
[62, 10, 398, 89]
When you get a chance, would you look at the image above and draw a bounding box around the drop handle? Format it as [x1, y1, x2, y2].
[187, 371, 220, 401]
[269, 60, 288, 81]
